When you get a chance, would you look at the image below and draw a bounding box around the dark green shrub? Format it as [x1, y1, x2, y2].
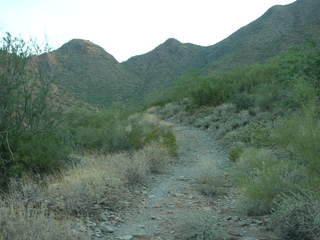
[232, 93, 254, 111]
[190, 77, 233, 107]
[228, 146, 244, 162]
[284, 76, 317, 109]
[62, 108, 132, 153]
[14, 131, 70, 174]
[273, 108, 320, 178]
[0, 34, 68, 188]
[232, 148, 305, 215]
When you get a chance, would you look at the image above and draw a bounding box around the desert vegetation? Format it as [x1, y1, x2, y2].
[1, 8, 320, 238]
[0, 34, 178, 239]
[147, 39, 320, 240]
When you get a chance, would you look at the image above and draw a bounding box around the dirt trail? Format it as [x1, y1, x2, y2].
[108, 125, 227, 239]
[110, 124, 272, 240]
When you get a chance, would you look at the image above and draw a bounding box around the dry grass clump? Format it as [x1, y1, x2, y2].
[3, 142, 174, 219]
[175, 210, 226, 240]
[43, 142, 173, 215]
[46, 158, 127, 215]
[109, 142, 172, 187]
[109, 151, 149, 187]
[196, 159, 229, 197]
[0, 198, 88, 240]
[142, 143, 172, 173]
[271, 192, 320, 240]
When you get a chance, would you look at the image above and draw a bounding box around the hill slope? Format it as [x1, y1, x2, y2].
[123, 38, 208, 94]
[36, 39, 141, 105]
[205, 0, 320, 70]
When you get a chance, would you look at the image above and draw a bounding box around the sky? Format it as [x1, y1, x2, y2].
[1, 0, 296, 62]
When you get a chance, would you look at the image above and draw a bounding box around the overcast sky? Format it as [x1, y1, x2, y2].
[1, 0, 296, 62]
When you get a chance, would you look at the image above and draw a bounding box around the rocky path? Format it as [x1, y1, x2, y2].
[106, 124, 273, 240]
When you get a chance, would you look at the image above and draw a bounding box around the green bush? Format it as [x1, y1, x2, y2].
[287, 76, 317, 109]
[128, 122, 178, 156]
[190, 76, 234, 107]
[232, 93, 254, 111]
[271, 192, 320, 240]
[13, 131, 70, 174]
[247, 121, 273, 148]
[63, 108, 132, 153]
[232, 148, 304, 215]
[0, 34, 69, 188]
[273, 108, 320, 179]
[228, 145, 244, 162]
[63, 108, 178, 157]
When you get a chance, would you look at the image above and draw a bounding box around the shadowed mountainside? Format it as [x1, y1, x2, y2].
[122, 38, 208, 94]
[36, 39, 142, 105]
[204, 0, 320, 70]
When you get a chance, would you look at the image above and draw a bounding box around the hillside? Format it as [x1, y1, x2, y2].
[36, 38, 208, 106]
[36, 39, 142, 105]
[123, 38, 208, 94]
[204, 0, 320, 70]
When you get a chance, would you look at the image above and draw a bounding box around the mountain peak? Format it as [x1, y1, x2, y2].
[164, 38, 181, 44]
[58, 39, 107, 56]
[161, 38, 182, 48]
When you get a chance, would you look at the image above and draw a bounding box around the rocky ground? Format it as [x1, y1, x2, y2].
[77, 116, 277, 240]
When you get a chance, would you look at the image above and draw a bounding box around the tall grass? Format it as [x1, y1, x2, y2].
[0, 198, 88, 240]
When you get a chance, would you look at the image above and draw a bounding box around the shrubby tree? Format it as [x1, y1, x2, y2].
[0, 33, 69, 187]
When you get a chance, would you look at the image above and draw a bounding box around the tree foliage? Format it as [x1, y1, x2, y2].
[0, 33, 69, 187]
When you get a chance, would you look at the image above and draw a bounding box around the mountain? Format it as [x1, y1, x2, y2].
[36, 38, 208, 106]
[36, 0, 320, 106]
[36, 39, 141, 105]
[204, 0, 320, 70]
[123, 38, 208, 94]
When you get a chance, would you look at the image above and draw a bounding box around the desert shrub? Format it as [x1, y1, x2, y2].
[232, 148, 305, 215]
[195, 151, 229, 197]
[12, 130, 70, 174]
[175, 210, 226, 240]
[123, 152, 149, 186]
[232, 93, 254, 111]
[117, 144, 173, 186]
[127, 121, 178, 156]
[190, 76, 234, 107]
[228, 144, 244, 162]
[271, 192, 320, 240]
[63, 108, 178, 157]
[253, 84, 280, 111]
[247, 121, 274, 148]
[196, 169, 228, 197]
[144, 87, 176, 107]
[284, 76, 317, 109]
[45, 156, 127, 215]
[63, 108, 132, 153]
[142, 143, 172, 173]
[273, 108, 320, 179]
[0, 199, 88, 240]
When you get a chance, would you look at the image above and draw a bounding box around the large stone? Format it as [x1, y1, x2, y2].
[99, 222, 114, 233]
